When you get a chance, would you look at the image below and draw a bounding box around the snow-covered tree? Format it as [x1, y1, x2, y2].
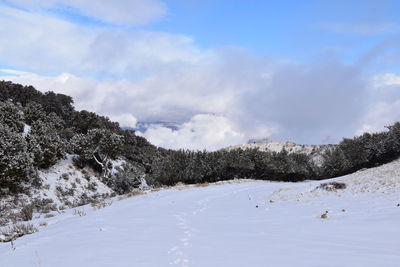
[27, 120, 65, 169]
[71, 129, 123, 178]
[108, 162, 145, 194]
[23, 102, 46, 125]
[0, 124, 38, 193]
[0, 102, 24, 133]
[321, 147, 350, 177]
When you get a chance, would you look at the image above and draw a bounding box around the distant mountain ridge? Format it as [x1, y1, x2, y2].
[225, 141, 336, 166]
[128, 121, 181, 133]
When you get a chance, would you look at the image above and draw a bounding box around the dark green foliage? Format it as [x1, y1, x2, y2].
[0, 81, 73, 123]
[339, 137, 368, 169]
[0, 102, 24, 133]
[27, 120, 65, 169]
[0, 82, 42, 106]
[318, 125, 400, 178]
[0, 124, 38, 193]
[71, 129, 124, 177]
[321, 147, 350, 177]
[151, 150, 189, 186]
[151, 148, 318, 185]
[41, 91, 74, 123]
[71, 110, 119, 134]
[23, 102, 46, 125]
[107, 162, 145, 194]
[119, 129, 163, 173]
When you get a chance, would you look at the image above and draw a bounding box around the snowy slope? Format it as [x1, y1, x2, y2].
[35, 155, 114, 206]
[0, 155, 118, 227]
[1, 160, 400, 267]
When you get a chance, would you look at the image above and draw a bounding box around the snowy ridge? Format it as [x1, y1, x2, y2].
[225, 141, 334, 154]
[225, 141, 335, 165]
[1, 159, 400, 266]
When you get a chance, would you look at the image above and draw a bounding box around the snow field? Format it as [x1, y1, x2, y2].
[1, 160, 400, 267]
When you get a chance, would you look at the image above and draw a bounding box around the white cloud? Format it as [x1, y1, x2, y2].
[371, 73, 400, 88]
[356, 73, 400, 135]
[356, 101, 400, 135]
[0, 4, 207, 77]
[7, 0, 166, 25]
[142, 114, 247, 151]
[109, 114, 137, 128]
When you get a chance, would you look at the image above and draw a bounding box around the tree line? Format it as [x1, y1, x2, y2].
[1, 80, 400, 195]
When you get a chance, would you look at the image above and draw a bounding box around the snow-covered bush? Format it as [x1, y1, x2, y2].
[318, 182, 346, 191]
[20, 205, 33, 221]
[0, 223, 38, 242]
[107, 162, 145, 195]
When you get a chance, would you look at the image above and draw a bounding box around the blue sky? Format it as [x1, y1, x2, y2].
[149, 0, 400, 65]
[0, 0, 400, 149]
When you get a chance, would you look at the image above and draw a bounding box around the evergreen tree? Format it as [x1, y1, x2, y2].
[27, 120, 65, 168]
[23, 102, 46, 125]
[71, 129, 123, 178]
[0, 102, 24, 133]
[321, 147, 350, 177]
[0, 124, 38, 193]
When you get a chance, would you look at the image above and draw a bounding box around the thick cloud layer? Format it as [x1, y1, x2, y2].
[0, 59, 381, 149]
[142, 114, 246, 151]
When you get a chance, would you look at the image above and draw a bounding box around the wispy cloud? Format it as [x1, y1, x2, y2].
[316, 22, 400, 35]
[5, 0, 167, 25]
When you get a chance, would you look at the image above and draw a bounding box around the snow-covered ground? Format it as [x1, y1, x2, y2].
[1, 160, 400, 267]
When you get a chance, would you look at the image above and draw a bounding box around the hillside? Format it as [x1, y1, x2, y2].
[1, 159, 399, 267]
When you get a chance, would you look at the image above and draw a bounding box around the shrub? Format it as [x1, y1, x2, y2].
[318, 182, 346, 191]
[73, 209, 86, 216]
[107, 162, 145, 194]
[0, 223, 38, 242]
[20, 205, 33, 221]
